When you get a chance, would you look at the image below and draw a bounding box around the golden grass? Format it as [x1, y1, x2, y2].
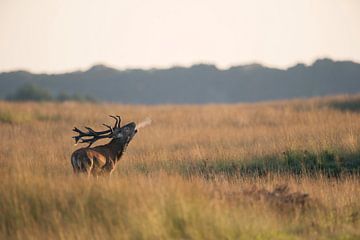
[1, 95, 360, 239]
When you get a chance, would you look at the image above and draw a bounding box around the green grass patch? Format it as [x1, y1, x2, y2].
[328, 97, 360, 112]
[121, 149, 360, 179]
[0, 110, 32, 124]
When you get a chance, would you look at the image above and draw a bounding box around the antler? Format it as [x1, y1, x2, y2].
[72, 126, 112, 147]
[109, 115, 121, 128]
[72, 115, 121, 147]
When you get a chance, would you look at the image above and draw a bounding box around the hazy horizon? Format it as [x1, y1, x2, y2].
[1, 0, 360, 73]
[1, 57, 358, 75]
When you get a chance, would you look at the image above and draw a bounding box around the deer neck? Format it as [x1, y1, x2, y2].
[108, 138, 129, 162]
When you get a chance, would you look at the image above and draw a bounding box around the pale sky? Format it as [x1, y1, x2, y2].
[1, 0, 360, 73]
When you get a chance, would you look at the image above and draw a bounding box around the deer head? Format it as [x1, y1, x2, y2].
[72, 115, 137, 147]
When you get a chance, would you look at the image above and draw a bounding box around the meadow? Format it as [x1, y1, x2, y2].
[1, 95, 360, 239]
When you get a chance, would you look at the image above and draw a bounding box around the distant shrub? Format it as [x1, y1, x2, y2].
[7, 83, 53, 102]
[0, 111, 14, 124]
[56, 92, 71, 102]
[329, 97, 360, 112]
[6, 84, 97, 103]
[0, 110, 32, 124]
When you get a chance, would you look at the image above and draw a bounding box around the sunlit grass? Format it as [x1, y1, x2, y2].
[0, 95, 360, 239]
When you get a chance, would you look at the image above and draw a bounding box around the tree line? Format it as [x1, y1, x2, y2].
[6, 83, 96, 102]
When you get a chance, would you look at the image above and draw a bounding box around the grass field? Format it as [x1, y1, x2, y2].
[1, 95, 360, 239]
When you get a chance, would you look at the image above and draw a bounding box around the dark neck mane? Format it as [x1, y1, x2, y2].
[108, 138, 129, 161]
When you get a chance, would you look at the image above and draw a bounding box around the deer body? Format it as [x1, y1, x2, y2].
[71, 116, 137, 177]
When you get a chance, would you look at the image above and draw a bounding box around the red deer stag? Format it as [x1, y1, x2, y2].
[71, 116, 137, 177]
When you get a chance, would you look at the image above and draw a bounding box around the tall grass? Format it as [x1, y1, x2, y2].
[0, 96, 360, 239]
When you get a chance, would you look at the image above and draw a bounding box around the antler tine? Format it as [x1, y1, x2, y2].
[85, 126, 97, 134]
[73, 127, 85, 134]
[78, 135, 108, 147]
[72, 128, 83, 144]
[82, 125, 112, 135]
[116, 115, 121, 128]
[102, 123, 114, 133]
[72, 127, 92, 144]
[109, 115, 119, 128]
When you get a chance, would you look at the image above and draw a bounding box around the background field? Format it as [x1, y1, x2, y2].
[1, 95, 360, 239]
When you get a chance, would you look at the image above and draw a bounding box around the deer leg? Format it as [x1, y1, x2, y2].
[77, 156, 93, 177]
[71, 155, 80, 174]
